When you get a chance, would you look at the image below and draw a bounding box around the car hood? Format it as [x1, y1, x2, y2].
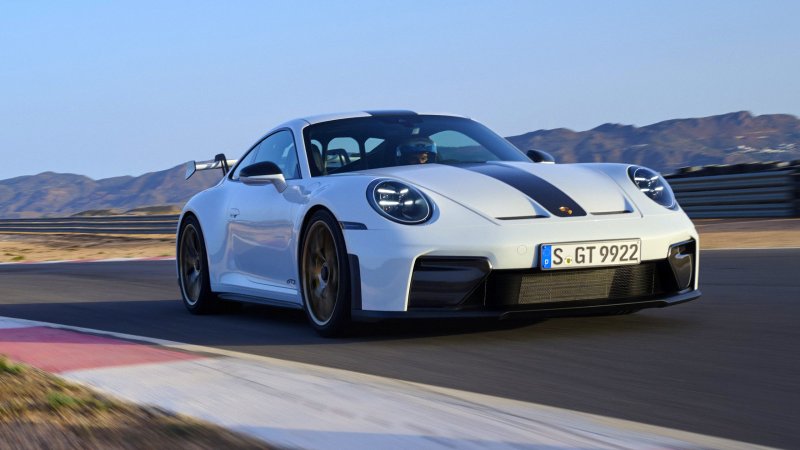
[368, 162, 634, 220]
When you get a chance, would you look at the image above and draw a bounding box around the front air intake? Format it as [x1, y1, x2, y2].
[668, 240, 696, 290]
[408, 257, 491, 308]
[487, 262, 665, 306]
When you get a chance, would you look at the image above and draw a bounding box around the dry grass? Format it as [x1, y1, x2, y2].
[0, 233, 175, 263]
[0, 355, 270, 449]
[694, 218, 800, 249]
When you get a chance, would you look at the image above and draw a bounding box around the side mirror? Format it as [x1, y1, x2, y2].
[526, 149, 556, 164]
[240, 161, 287, 192]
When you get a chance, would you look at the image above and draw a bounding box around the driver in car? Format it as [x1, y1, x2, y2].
[397, 137, 437, 165]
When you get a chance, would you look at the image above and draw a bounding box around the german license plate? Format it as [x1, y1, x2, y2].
[540, 239, 641, 270]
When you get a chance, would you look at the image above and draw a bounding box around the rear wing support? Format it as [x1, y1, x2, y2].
[185, 153, 238, 180]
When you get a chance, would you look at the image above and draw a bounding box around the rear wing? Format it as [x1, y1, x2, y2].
[185, 153, 238, 180]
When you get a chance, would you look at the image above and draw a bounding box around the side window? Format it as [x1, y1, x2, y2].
[232, 130, 299, 180]
[326, 137, 359, 170]
[365, 137, 384, 153]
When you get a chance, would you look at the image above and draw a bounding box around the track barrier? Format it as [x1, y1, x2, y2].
[666, 161, 800, 218]
[0, 214, 180, 235]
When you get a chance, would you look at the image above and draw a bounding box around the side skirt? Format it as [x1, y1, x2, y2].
[217, 293, 303, 310]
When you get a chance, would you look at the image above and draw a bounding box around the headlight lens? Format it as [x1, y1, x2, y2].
[368, 180, 432, 224]
[628, 166, 676, 209]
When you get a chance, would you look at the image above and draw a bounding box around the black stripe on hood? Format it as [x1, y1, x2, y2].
[459, 163, 586, 217]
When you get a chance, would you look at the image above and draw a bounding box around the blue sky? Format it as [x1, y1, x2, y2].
[1, 1, 798, 180]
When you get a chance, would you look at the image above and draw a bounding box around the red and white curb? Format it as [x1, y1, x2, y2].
[0, 316, 772, 450]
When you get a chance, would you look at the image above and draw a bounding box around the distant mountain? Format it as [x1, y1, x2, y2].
[1, 111, 798, 218]
[506, 111, 800, 171]
[0, 165, 221, 218]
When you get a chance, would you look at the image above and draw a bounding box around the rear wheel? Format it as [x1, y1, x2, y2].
[178, 217, 220, 314]
[300, 210, 351, 336]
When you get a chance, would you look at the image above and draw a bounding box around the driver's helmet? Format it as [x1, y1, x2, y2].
[396, 137, 437, 165]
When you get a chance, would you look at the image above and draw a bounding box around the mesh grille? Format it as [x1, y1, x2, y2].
[517, 263, 657, 304]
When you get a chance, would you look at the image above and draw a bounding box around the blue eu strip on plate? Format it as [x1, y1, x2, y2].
[541, 245, 552, 269]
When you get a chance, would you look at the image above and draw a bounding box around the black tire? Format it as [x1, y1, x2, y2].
[300, 210, 352, 337]
[177, 216, 220, 314]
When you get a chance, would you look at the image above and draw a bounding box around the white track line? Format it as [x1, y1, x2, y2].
[0, 315, 773, 450]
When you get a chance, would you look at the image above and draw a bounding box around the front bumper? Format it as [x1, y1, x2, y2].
[350, 239, 699, 321]
[344, 211, 700, 313]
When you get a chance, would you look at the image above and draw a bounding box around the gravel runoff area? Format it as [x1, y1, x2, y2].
[0, 218, 798, 263]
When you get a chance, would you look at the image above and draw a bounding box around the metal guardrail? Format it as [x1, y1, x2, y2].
[667, 167, 800, 218]
[0, 215, 180, 235]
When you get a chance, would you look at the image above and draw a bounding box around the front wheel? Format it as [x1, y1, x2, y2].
[178, 216, 220, 314]
[300, 210, 352, 336]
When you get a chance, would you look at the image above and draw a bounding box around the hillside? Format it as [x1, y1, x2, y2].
[1, 111, 798, 218]
[506, 111, 800, 171]
[0, 165, 221, 218]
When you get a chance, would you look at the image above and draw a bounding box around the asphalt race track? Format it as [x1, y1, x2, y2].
[1, 249, 798, 448]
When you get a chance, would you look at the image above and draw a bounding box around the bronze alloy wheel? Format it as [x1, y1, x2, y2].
[179, 223, 203, 306]
[302, 220, 341, 326]
[178, 217, 235, 315]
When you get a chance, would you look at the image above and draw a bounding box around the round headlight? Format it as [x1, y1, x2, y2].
[628, 166, 676, 209]
[368, 180, 432, 224]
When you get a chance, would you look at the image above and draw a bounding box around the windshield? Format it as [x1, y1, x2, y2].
[303, 115, 528, 176]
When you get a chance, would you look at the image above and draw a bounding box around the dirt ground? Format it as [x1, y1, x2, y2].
[0, 218, 798, 263]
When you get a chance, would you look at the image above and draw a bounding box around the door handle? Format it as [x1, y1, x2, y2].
[228, 208, 240, 219]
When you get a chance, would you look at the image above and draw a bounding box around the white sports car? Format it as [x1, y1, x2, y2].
[178, 111, 700, 336]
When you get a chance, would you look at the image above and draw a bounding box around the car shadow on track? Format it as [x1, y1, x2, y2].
[0, 297, 697, 346]
[0, 298, 543, 343]
[221, 302, 547, 341]
[232, 302, 697, 342]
